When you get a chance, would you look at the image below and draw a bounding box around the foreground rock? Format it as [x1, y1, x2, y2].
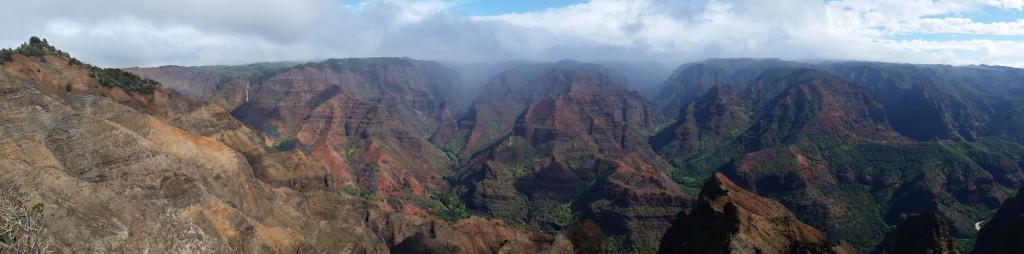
[658, 173, 842, 254]
[973, 187, 1024, 254]
[875, 213, 958, 254]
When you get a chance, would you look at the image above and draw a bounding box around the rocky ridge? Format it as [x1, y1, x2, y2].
[0, 38, 560, 254]
[658, 173, 846, 254]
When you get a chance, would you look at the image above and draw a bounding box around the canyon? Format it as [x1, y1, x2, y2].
[1, 37, 1023, 253]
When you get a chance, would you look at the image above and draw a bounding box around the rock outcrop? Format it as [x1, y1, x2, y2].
[657, 173, 839, 254]
[538, 219, 606, 254]
[876, 213, 958, 254]
[972, 187, 1024, 254]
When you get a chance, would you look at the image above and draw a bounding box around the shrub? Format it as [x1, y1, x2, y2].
[0, 37, 158, 95]
[87, 67, 158, 95]
[340, 185, 360, 196]
[0, 185, 52, 253]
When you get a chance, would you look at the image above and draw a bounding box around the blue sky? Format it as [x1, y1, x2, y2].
[344, 0, 588, 15]
[947, 5, 1022, 23]
[882, 4, 1024, 41]
[0, 0, 1021, 68]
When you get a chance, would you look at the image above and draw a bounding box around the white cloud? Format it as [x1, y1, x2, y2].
[0, 0, 1021, 68]
[913, 17, 1024, 35]
[985, 0, 1024, 9]
[35, 16, 316, 67]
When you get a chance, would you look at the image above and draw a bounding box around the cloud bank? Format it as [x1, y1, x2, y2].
[1, 0, 1021, 67]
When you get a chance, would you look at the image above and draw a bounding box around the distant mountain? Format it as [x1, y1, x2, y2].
[437, 60, 628, 156]
[653, 58, 809, 118]
[821, 62, 1020, 142]
[449, 63, 684, 252]
[595, 60, 672, 97]
[125, 62, 296, 110]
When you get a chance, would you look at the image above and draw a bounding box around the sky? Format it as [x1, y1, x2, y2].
[0, 0, 1021, 68]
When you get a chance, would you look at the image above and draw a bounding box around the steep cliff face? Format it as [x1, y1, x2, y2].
[876, 213, 958, 254]
[972, 187, 1024, 254]
[658, 173, 840, 254]
[450, 65, 683, 252]
[0, 39, 557, 253]
[228, 58, 462, 203]
[656, 60, 1024, 144]
[823, 63, 1013, 142]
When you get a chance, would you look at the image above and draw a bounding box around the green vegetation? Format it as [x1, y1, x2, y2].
[508, 164, 528, 178]
[443, 138, 463, 162]
[340, 185, 360, 196]
[423, 191, 470, 222]
[604, 236, 626, 254]
[88, 67, 159, 95]
[190, 62, 296, 86]
[0, 37, 68, 63]
[285, 169, 300, 187]
[300, 57, 417, 72]
[504, 135, 515, 148]
[271, 127, 298, 150]
[345, 147, 357, 158]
